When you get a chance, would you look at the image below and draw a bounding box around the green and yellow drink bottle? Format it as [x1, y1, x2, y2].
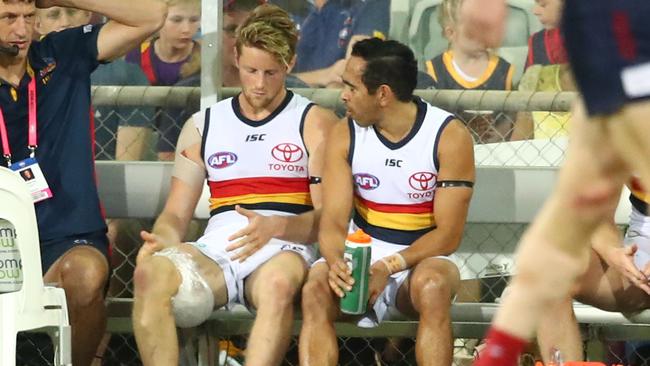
[340, 229, 372, 315]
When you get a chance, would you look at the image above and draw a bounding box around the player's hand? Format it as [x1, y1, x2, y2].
[460, 0, 507, 48]
[226, 205, 283, 262]
[643, 261, 650, 279]
[326, 59, 346, 86]
[606, 244, 650, 295]
[328, 258, 354, 298]
[368, 261, 391, 306]
[137, 230, 175, 264]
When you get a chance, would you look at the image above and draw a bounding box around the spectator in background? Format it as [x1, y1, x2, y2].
[425, 0, 514, 143]
[525, 0, 566, 69]
[347, 0, 389, 42]
[510, 0, 574, 141]
[269, 0, 312, 27]
[426, 0, 513, 90]
[291, 0, 356, 87]
[126, 0, 201, 161]
[126, 0, 201, 87]
[34, 6, 91, 38]
[344, 0, 435, 89]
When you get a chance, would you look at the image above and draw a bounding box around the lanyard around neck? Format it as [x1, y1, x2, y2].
[0, 75, 37, 167]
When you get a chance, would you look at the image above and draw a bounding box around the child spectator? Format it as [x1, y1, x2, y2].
[510, 0, 574, 140]
[126, 0, 201, 160]
[526, 0, 566, 68]
[126, 0, 201, 86]
[34, 6, 92, 38]
[426, 0, 514, 143]
[426, 0, 514, 90]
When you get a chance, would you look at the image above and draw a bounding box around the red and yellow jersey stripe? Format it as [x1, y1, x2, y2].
[630, 177, 650, 203]
[353, 195, 435, 232]
[629, 177, 650, 214]
[209, 176, 312, 215]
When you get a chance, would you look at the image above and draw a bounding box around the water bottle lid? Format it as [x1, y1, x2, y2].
[347, 229, 371, 243]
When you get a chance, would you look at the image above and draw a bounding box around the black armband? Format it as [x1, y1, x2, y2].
[436, 180, 474, 188]
[309, 176, 322, 185]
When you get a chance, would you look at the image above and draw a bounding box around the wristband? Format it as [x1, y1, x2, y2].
[380, 253, 407, 274]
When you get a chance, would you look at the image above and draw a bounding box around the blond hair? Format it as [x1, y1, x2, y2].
[438, 0, 463, 32]
[235, 4, 297, 67]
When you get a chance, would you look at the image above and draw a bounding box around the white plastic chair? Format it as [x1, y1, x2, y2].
[0, 166, 71, 366]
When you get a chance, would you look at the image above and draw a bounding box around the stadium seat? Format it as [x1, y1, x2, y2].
[497, 46, 530, 87]
[0, 167, 71, 366]
[388, 0, 423, 45]
[407, 0, 542, 69]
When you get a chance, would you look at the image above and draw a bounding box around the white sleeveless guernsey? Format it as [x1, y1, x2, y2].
[195, 91, 315, 219]
[349, 98, 453, 245]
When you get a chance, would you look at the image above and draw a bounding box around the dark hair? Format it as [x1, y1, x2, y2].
[351, 38, 417, 102]
[224, 0, 267, 13]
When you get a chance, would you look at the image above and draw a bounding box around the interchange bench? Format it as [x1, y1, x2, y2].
[95, 152, 650, 363]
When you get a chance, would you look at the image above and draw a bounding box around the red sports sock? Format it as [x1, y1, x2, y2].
[474, 327, 528, 366]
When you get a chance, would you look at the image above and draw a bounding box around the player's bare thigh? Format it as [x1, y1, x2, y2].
[244, 250, 308, 309]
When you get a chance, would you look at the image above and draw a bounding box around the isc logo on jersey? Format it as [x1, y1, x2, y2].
[408, 171, 436, 199]
[268, 143, 306, 173]
[354, 173, 380, 190]
[208, 152, 238, 169]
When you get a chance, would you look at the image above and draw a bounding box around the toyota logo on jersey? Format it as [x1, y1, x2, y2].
[354, 173, 380, 190]
[408, 172, 436, 191]
[208, 152, 238, 169]
[272, 143, 304, 163]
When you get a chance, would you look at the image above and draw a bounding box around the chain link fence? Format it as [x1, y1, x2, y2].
[9, 87, 649, 365]
[88, 87, 575, 164]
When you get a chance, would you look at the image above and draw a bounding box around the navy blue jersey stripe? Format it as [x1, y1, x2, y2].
[630, 193, 649, 215]
[352, 212, 433, 246]
[210, 202, 313, 216]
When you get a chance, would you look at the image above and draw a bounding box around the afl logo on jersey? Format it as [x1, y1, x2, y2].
[208, 152, 238, 169]
[409, 172, 436, 191]
[271, 143, 304, 163]
[354, 173, 380, 190]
